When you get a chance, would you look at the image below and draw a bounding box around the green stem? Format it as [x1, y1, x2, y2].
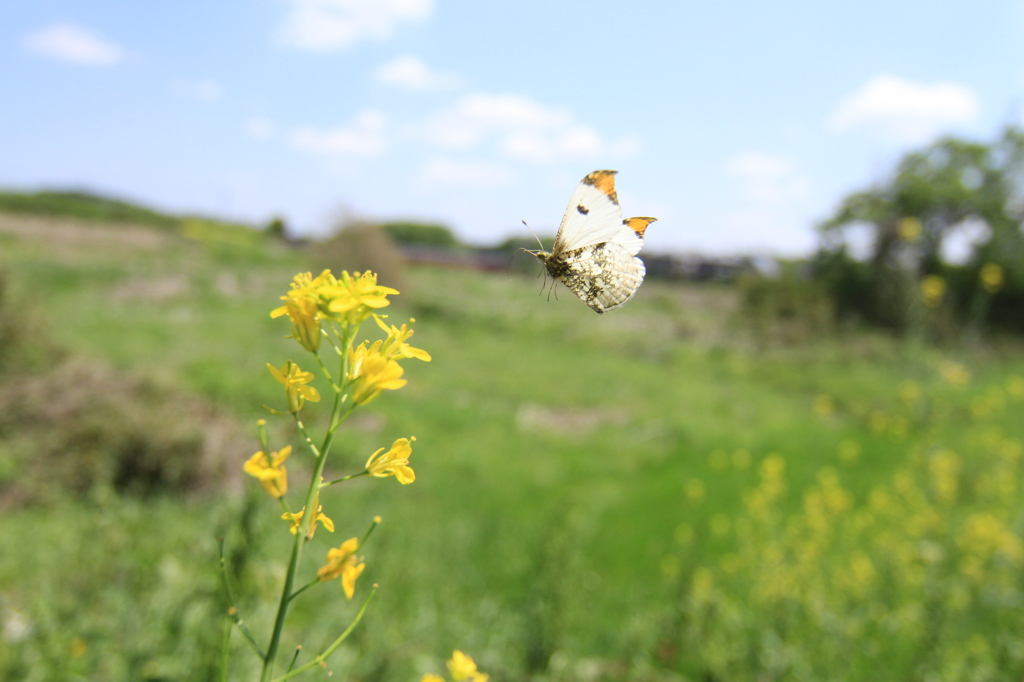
[217, 539, 266, 660]
[286, 646, 302, 674]
[312, 351, 338, 390]
[293, 417, 323, 458]
[289, 576, 321, 603]
[322, 471, 369, 487]
[260, 325, 355, 681]
[271, 586, 377, 682]
[260, 534, 303, 681]
[357, 516, 381, 551]
[219, 610, 232, 682]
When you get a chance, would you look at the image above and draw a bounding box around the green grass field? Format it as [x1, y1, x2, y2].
[2, 213, 1023, 681]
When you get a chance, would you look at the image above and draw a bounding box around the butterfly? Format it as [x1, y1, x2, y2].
[528, 170, 656, 314]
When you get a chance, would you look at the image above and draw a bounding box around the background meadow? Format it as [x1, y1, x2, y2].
[1, 203, 1023, 681]
[5, 2, 1024, 679]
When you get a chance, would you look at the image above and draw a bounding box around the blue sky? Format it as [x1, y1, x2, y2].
[2, 1, 1023, 255]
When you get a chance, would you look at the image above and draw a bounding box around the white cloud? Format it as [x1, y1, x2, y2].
[277, 0, 433, 51]
[170, 79, 222, 101]
[24, 24, 123, 66]
[829, 74, 980, 144]
[290, 109, 387, 156]
[245, 117, 275, 140]
[375, 55, 460, 91]
[417, 158, 513, 187]
[425, 93, 637, 164]
[728, 153, 809, 204]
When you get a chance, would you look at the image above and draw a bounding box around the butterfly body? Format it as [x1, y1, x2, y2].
[529, 170, 656, 314]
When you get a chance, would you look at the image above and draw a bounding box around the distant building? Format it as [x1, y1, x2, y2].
[397, 245, 774, 282]
[640, 253, 763, 281]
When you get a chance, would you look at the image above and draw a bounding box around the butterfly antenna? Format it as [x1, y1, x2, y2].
[506, 250, 519, 280]
[522, 220, 545, 251]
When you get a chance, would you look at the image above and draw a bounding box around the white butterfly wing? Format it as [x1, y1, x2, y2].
[540, 170, 657, 313]
[554, 241, 646, 313]
[552, 170, 623, 255]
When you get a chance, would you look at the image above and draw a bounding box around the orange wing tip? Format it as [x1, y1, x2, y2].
[583, 170, 619, 204]
[625, 216, 657, 237]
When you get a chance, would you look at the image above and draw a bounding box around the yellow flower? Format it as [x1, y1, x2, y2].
[813, 394, 834, 416]
[268, 360, 321, 413]
[347, 341, 407, 404]
[374, 316, 432, 362]
[980, 263, 1004, 294]
[317, 537, 366, 598]
[243, 445, 291, 498]
[898, 217, 922, 242]
[940, 360, 971, 385]
[282, 485, 334, 538]
[365, 437, 416, 484]
[320, 271, 399, 325]
[271, 295, 322, 352]
[421, 676, 446, 682]
[448, 651, 488, 682]
[920, 275, 946, 308]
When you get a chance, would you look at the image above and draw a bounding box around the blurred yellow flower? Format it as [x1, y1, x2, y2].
[929, 450, 961, 505]
[979, 263, 1004, 294]
[692, 567, 714, 601]
[448, 650, 488, 682]
[283, 488, 334, 539]
[422, 676, 446, 682]
[898, 217, 923, 242]
[365, 437, 416, 484]
[268, 360, 321, 413]
[813, 394, 835, 416]
[708, 449, 728, 470]
[347, 341, 407, 404]
[940, 361, 971, 385]
[890, 415, 909, 438]
[1007, 375, 1024, 398]
[317, 537, 365, 599]
[899, 381, 921, 403]
[838, 439, 860, 463]
[674, 523, 694, 545]
[70, 637, 88, 658]
[661, 555, 682, 579]
[271, 295, 322, 352]
[685, 478, 705, 505]
[920, 275, 946, 308]
[710, 513, 731, 536]
[374, 316, 432, 362]
[243, 445, 291, 498]
[321, 271, 399, 325]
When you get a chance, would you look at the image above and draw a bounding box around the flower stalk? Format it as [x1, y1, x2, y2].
[229, 270, 429, 682]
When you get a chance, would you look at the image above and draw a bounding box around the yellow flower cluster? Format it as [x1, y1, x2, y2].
[422, 651, 488, 682]
[666, 373, 1024, 676]
[243, 445, 291, 498]
[282, 487, 335, 539]
[270, 270, 400, 351]
[267, 360, 321, 413]
[348, 318, 431, 405]
[920, 274, 946, 308]
[365, 437, 416, 484]
[317, 537, 366, 599]
[898, 216, 923, 242]
[979, 263, 1004, 294]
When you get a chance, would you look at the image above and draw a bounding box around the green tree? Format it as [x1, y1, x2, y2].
[816, 127, 1024, 335]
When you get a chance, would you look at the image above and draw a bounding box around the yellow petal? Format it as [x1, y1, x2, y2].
[395, 465, 415, 485]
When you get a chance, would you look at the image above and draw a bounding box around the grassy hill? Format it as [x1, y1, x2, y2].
[1, 213, 1023, 680]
